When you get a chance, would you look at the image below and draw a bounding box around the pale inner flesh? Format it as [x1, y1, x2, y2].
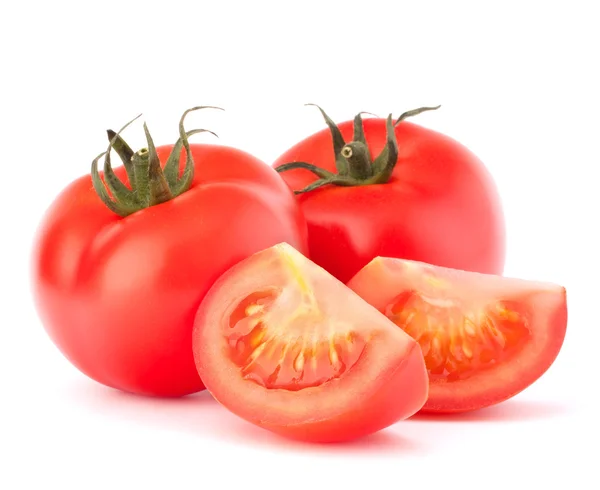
[224, 248, 366, 391]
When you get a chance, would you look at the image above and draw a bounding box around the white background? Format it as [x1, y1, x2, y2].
[1, 1, 598, 488]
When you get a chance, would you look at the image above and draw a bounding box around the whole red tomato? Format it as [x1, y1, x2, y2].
[32, 107, 308, 397]
[274, 106, 505, 283]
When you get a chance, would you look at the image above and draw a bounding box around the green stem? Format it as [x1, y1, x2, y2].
[132, 149, 151, 207]
[341, 142, 373, 180]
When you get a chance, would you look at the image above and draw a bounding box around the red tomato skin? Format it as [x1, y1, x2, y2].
[32, 144, 308, 397]
[274, 119, 505, 283]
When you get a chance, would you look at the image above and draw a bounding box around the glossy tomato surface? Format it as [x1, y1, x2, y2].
[193, 243, 428, 442]
[274, 118, 505, 283]
[32, 144, 307, 397]
[347, 257, 567, 412]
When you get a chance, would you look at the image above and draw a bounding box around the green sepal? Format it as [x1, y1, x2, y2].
[106, 130, 135, 183]
[163, 129, 215, 185]
[143, 122, 173, 206]
[91, 152, 132, 217]
[101, 115, 143, 212]
[103, 148, 141, 213]
[394, 105, 441, 126]
[275, 162, 337, 180]
[306, 104, 348, 176]
[106, 113, 141, 186]
[370, 114, 399, 183]
[352, 113, 367, 146]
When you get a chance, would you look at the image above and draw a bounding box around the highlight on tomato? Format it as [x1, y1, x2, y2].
[192, 243, 429, 442]
[274, 105, 505, 283]
[31, 107, 308, 397]
[347, 257, 568, 413]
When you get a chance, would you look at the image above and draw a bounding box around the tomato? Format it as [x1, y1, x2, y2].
[274, 106, 505, 283]
[347, 257, 568, 412]
[32, 108, 308, 397]
[192, 243, 428, 442]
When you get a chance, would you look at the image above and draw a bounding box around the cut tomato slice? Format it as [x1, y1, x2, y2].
[193, 243, 428, 442]
[347, 257, 568, 413]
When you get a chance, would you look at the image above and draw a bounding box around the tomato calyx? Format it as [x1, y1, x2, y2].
[276, 104, 440, 194]
[91, 106, 222, 217]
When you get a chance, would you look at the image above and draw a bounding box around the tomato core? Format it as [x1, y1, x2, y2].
[225, 286, 366, 392]
[385, 290, 531, 382]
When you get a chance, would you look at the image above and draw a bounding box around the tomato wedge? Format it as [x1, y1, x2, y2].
[193, 243, 428, 442]
[347, 257, 568, 413]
